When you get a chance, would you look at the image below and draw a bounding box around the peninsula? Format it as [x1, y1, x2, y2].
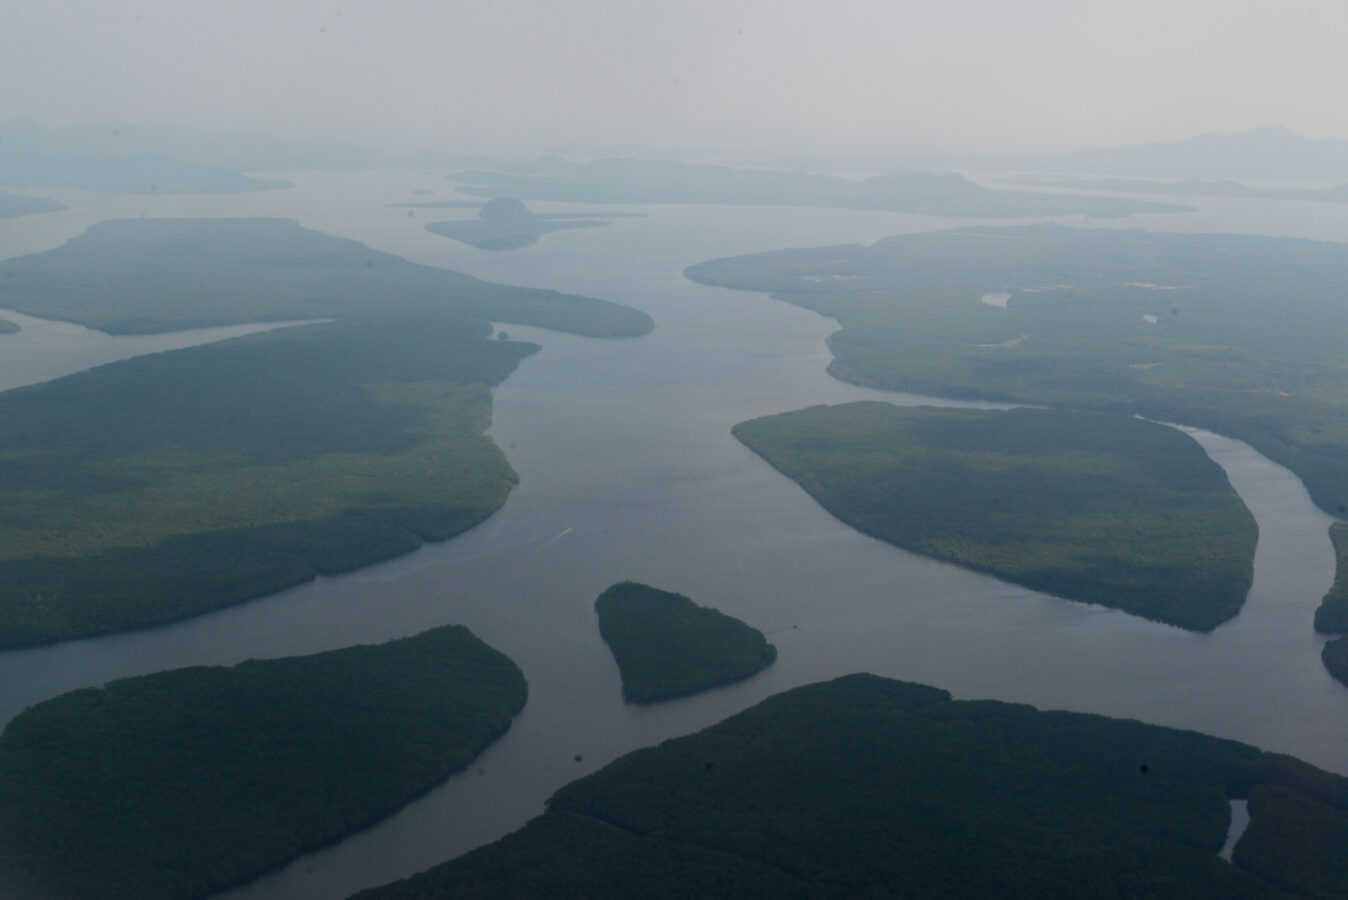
[0, 315, 534, 648]
[357, 674, 1348, 898]
[0, 188, 65, 220]
[734, 403, 1257, 630]
[0, 217, 652, 337]
[0, 626, 527, 900]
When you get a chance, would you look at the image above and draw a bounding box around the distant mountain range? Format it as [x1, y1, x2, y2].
[748, 127, 1348, 180]
[1001, 127, 1348, 178]
[0, 119, 483, 193]
[7, 118, 1345, 196]
[1001, 174, 1348, 204]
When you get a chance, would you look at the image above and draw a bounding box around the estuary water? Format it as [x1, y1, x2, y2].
[0, 176, 1345, 899]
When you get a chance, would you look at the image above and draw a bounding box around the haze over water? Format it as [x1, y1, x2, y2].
[1, 174, 1345, 898]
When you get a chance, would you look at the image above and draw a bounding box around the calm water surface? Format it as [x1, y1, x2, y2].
[0, 177, 1345, 899]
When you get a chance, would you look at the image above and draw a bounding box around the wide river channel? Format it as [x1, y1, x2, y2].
[0, 174, 1346, 898]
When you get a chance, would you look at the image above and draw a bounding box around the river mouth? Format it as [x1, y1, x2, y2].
[0, 173, 1345, 900]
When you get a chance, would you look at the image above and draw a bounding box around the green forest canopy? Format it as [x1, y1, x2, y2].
[595, 581, 777, 703]
[733, 403, 1257, 631]
[0, 217, 651, 337]
[1315, 524, 1348, 687]
[687, 225, 1348, 519]
[357, 673, 1348, 899]
[1315, 524, 1348, 635]
[0, 315, 534, 649]
[0, 626, 527, 900]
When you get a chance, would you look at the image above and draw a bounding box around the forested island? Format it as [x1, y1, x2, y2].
[734, 404, 1256, 630]
[0, 320, 17, 334]
[0, 315, 538, 648]
[595, 581, 777, 702]
[424, 197, 636, 250]
[449, 158, 1188, 218]
[356, 673, 1348, 898]
[0, 188, 65, 220]
[687, 225, 1348, 520]
[0, 626, 526, 900]
[0, 217, 652, 337]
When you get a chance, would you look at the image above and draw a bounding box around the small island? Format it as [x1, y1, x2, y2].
[355, 673, 1348, 898]
[0, 320, 17, 334]
[425, 196, 638, 250]
[733, 403, 1257, 631]
[0, 625, 527, 900]
[595, 581, 776, 702]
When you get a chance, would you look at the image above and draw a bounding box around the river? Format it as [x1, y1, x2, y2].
[0, 174, 1344, 898]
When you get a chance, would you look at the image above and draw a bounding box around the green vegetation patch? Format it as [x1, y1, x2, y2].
[1317, 524, 1348, 687]
[449, 159, 1188, 218]
[1315, 523, 1348, 634]
[733, 403, 1256, 630]
[0, 315, 535, 649]
[357, 673, 1348, 899]
[595, 581, 776, 703]
[688, 225, 1348, 519]
[0, 625, 527, 900]
[0, 217, 651, 337]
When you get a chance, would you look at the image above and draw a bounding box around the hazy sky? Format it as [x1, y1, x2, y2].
[2, 0, 1344, 157]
